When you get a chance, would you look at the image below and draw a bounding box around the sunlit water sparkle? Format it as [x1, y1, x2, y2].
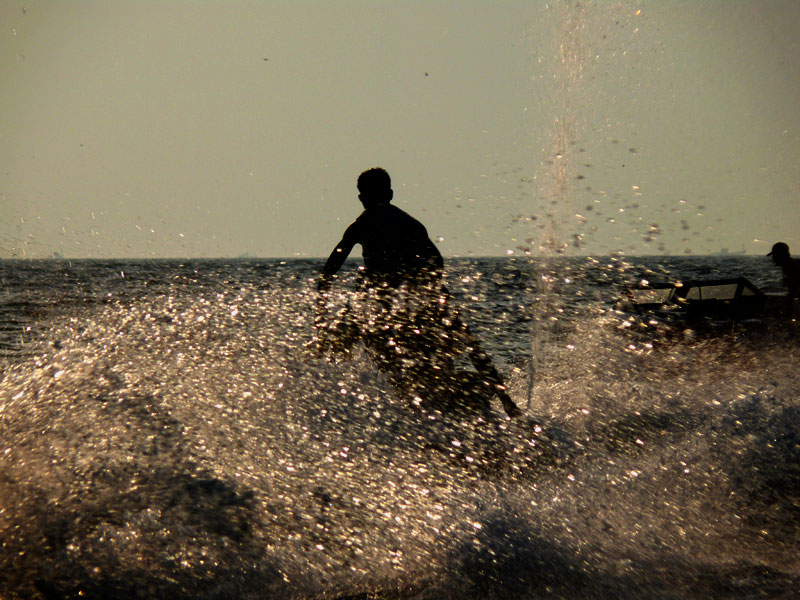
[1, 257, 798, 599]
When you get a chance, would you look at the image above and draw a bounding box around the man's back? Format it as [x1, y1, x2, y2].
[783, 257, 800, 299]
[769, 242, 800, 299]
[348, 204, 442, 285]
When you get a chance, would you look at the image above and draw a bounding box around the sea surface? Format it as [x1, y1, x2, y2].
[1, 255, 798, 599]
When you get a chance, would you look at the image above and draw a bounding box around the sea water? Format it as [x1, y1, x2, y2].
[0, 256, 798, 598]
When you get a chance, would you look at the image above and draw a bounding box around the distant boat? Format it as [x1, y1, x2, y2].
[717, 247, 746, 255]
[615, 276, 790, 331]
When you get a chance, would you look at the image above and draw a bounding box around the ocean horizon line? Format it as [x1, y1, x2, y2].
[0, 252, 766, 262]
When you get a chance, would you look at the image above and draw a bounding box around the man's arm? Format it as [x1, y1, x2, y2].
[412, 234, 444, 282]
[424, 237, 444, 272]
[318, 224, 358, 292]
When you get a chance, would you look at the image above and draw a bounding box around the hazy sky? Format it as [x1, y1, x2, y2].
[2, 1, 799, 259]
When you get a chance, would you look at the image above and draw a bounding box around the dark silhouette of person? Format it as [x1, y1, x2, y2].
[316, 167, 521, 419]
[318, 168, 443, 292]
[768, 241, 800, 300]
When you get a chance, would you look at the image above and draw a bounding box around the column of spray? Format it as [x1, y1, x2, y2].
[527, 1, 587, 410]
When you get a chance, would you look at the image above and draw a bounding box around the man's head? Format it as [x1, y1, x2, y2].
[357, 168, 393, 208]
[768, 241, 791, 266]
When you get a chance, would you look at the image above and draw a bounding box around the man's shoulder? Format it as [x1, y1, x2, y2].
[341, 211, 368, 240]
[387, 204, 425, 226]
[372, 203, 406, 215]
[363, 204, 420, 223]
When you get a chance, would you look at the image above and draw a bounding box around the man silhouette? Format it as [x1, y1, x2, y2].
[768, 242, 800, 300]
[318, 168, 443, 292]
[316, 168, 521, 418]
